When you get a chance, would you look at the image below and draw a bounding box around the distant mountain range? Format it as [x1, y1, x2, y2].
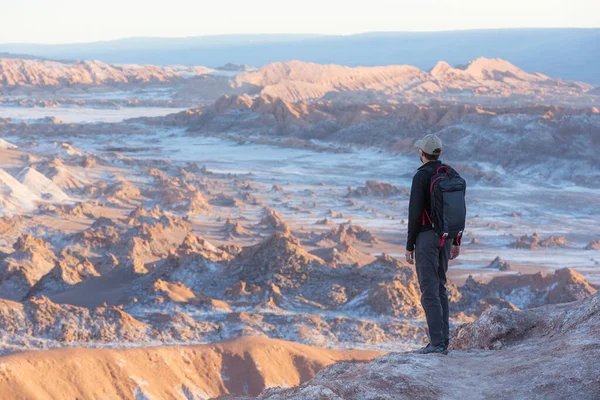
[0, 29, 598, 85]
[0, 57, 594, 103]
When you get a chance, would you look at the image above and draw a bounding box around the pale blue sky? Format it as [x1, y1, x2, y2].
[1, 0, 599, 44]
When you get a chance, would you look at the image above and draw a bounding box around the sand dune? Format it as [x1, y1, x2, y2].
[17, 167, 70, 202]
[0, 138, 17, 149]
[0, 336, 383, 399]
[0, 168, 39, 211]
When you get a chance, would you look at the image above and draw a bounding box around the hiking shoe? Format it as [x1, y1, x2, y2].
[416, 343, 448, 355]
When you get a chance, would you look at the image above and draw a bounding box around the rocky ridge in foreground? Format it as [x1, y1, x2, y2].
[248, 293, 600, 399]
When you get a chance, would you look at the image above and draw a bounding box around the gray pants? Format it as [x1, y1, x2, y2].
[415, 229, 452, 346]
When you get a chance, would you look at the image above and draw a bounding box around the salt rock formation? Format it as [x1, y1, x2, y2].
[67, 210, 190, 268]
[140, 234, 232, 295]
[104, 180, 141, 206]
[257, 208, 290, 234]
[346, 180, 401, 198]
[0, 235, 57, 300]
[55, 142, 84, 157]
[222, 218, 253, 238]
[367, 278, 422, 318]
[357, 253, 456, 318]
[0, 296, 150, 343]
[213, 93, 254, 112]
[209, 93, 330, 130]
[146, 182, 211, 214]
[235, 189, 258, 205]
[94, 253, 120, 274]
[456, 268, 596, 313]
[0, 215, 24, 235]
[510, 232, 569, 249]
[230, 232, 325, 288]
[584, 239, 600, 250]
[219, 244, 243, 256]
[212, 193, 244, 207]
[311, 241, 370, 267]
[252, 95, 328, 127]
[270, 184, 285, 193]
[40, 201, 95, 218]
[147, 311, 220, 341]
[252, 294, 599, 399]
[148, 279, 196, 304]
[485, 256, 511, 271]
[153, 239, 228, 276]
[128, 205, 162, 220]
[318, 223, 378, 245]
[26, 252, 100, 298]
[177, 233, 233, 262]
[224, 280, 264, 301]
[81, 156, 96, 168]
[69, 217, 123, 252]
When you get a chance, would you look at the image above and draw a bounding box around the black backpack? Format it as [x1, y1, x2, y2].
[426, 164, 466, 243]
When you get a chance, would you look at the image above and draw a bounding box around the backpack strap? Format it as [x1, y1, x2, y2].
[435, 165, 450, 174]
[430, 176, 443, 193]
[421, 208, 433, 225]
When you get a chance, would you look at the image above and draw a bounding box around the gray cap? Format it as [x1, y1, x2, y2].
[414, 134, 442, 155]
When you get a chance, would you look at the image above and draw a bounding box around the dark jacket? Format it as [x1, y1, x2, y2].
[406, 160, 461, 251]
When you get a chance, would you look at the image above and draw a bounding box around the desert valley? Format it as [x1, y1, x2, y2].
[0, 50, 599, 399]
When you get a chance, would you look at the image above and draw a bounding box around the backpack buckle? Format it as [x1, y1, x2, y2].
[440, 232, 448, 247]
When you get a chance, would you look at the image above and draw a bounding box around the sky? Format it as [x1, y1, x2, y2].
[1, 0, 599, 44]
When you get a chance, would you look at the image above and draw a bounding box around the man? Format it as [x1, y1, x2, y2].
[405, 134, 462, 355]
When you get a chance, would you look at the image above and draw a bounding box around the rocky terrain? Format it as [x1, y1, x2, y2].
[246, 292, 600, 399]
[0, 55, 599, 398]
[0, 133, 596, 355]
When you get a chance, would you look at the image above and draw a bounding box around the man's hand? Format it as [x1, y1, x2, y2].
[450, 245, 460, 260]
[405, 250, 415, 265]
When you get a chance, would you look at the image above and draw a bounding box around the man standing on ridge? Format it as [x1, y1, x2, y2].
[405, 134, 466, 355]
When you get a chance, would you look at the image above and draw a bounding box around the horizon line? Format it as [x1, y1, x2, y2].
[1, 26, 598, 46]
